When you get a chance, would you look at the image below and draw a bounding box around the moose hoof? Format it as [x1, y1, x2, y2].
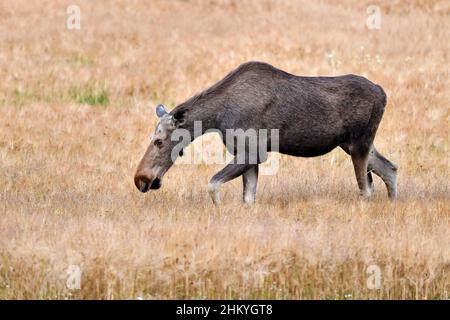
[387, 185, 397, 200]
[208, 182, 221, 206]
[243, 195, 256, 204]
[360, 190, 373, 199]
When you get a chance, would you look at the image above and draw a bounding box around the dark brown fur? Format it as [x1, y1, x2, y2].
[135, 61, 397, 203]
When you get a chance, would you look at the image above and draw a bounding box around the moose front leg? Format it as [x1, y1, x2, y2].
[208, 160, 255, 206]
[242, 165, 258, 204]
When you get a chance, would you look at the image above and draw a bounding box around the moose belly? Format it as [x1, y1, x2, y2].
[277, 135, 343, 158]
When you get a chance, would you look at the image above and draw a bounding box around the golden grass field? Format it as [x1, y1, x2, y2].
[0, 0, 449, 299]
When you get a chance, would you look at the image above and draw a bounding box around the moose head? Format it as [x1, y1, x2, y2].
[134, 104, 186, 192]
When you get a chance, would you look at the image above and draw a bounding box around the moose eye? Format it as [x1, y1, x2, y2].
[154, 139, 163, 147]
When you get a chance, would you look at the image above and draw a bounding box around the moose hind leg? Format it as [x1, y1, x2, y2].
[342, 143, 374, 196]
[242, 165, 258, 204]
[369, 147, 398, 199]
[351, 151, 373, 199]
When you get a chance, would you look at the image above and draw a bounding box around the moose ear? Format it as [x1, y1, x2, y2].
[156, 104, 168, 118]
[172, 110, 186, 127]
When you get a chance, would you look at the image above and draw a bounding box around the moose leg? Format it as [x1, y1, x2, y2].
[368, 147, 398, 199]
[341, 144, 373, 196]
[242, 165, 259, 204]
[367, 170, 374, 194]
[350, 151, 372, 199]
[208, 160, 255, 205]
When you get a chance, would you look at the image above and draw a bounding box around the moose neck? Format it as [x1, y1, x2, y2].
[178, 97, 225, 143]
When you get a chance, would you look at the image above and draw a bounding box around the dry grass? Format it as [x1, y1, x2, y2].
[0, 0, 449, 299]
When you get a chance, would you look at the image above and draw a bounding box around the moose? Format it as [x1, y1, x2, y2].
[134, 61, 397, 204]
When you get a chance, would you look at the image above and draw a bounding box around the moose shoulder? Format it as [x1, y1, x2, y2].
[134, 61, 397, 204]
